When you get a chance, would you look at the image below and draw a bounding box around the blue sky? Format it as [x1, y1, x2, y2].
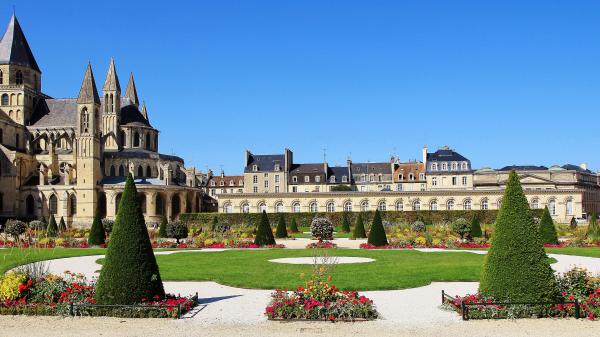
[6, 1, 600, 173]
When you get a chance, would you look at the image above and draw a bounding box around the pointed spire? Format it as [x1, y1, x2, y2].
[77, 63, 100, 104]
[102, 58, 121, 92]
[0, 14, 41, 72]
[125, 72, 139, 106]
[140, 100, 149, 121]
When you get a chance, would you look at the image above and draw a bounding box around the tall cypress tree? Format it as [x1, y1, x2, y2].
[367, 209, 388, 246]
[275, 213, 288, 238]
[587, 212, 598, 237]
[479, 171, 558, 302]
[289, 217, 299, 233]
[58, 216, 67, 232]
[341, 212, 351, 233]
[470, 216, 482, 238]
[46, 214, 58, 238]
[254, 211, 276, 245]
[352, 213, 367, 239]
[95, 174, 165, 304]
[88, 210, 106, 246]
[539, 206, 558, 245]
[158, 215, 168, 238]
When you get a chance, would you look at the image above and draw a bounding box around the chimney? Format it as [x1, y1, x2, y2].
[422, 145, 428, 166]
[284, 148, 293, 171]
[244, 150, 251, 167]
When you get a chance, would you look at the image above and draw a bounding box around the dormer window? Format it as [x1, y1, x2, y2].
[304, 176, 310, 183]
[431, 163, 438, 171]
[252, 165, 258, 171]
[330, 176, 335, 183]
[461, 162, 468, 170]
[274, 164, 280, 171]
[238, 180, 243, 186]
[441, 163, 447, 170]
[220, 181, 224, 186]
[419, 173, 425, 180]
[210, 181, 215, 186]
[342, 175, 348, 183]
[408, 173, 415, 181]
[451, 162, 457, 170]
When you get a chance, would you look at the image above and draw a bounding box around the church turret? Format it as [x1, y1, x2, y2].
[125, 72, 139, 107]
[140, 100, 149, 122]
[102, 58, 121, 150]
[75, 63, 101, 224]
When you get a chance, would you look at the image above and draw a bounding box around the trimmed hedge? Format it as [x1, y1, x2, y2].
[275, 213, 288, 238]
[95, 174, 165, 305]
[352, 213, 367, 239]
[254, 211, 276, 245]
[158, 216, 168, 238]
[539, 206, 558, 245]
[479, 171, 558, 302]
[289, 217, 299, 233]
[367, 209, 387, 246]
[470, 216, 482, 238]
[88, 210, 106, 246]
[46, 214, 58, 238]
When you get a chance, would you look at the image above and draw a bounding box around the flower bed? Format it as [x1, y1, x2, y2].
[151, 240, 285, 249]
[0, 271, 197, 319]
[306, 241, 337, 249]
[359, 241, 489, 250]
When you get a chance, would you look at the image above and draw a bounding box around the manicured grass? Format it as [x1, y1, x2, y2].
[545, 247, 600, 257]
[0, 247, 107, 274]
[154, 249, 485, 290]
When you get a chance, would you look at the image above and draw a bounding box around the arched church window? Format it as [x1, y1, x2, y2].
[0, 70, 3, 84]
[81, 108, 89, 133]
[133, 132, 140, 147]
[16, 71, 23, 85]
[1, 94, 7, 106]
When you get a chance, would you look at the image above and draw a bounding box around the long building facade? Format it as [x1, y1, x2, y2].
[218, 147, 600, 223]
[0, 15, 205, 226]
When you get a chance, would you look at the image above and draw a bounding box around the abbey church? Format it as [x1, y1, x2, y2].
[0, 15, 205, 226]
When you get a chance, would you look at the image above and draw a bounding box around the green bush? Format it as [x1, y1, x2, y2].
[569, 217, 577, 230]
[479, 171, 559, 302]
[5, 220, 26, 240]
[452, 218, 470, 240]
[470, 216, 482, 238]
[352, 213, 367, 239]
[58, 217, 67, 232]
[211, 216, 218, 231]
[254, 211, 276, 246]
[289, 217, 299, 233]
[341, 212, 351, 233]
[158, 216, 168, 238]
[88, 210, 106, 246]
[538, 206, 558, 245]
[275, 213, 288, 238]
[46, 214, 58, 238]
[102, 219, 114, 235]
[310, 217, 334, 241]
[166, 222, 188, 244]
[588, 212, 598, 237]
[367, 209, 388, 246]
[95, 174, 165, 305]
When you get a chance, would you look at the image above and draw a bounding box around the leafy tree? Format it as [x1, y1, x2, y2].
[367, 209, 388, 246]
[479, 171, 558, 302]
[158, 216, 168, 238]
[46, 214, 58, 238]
[452, 218, 471, 241]
[88, 210, 106, 246]
[310, 217, 334, 241]
[275, 213, 288, 238]
[352, 213, 367, 239]
[254, 211, 276, 246]
[539, 206, 558, 245]
[167, 222, 188, 244]
[95, 174, 165, 304]
[289, 217, 299, 233]
[470, 216, 482, 238]
[58, 216, 67, 232]
[341, 212, 351, 233]
[5, 220, 26, 241]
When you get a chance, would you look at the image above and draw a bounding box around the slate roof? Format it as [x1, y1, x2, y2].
[350, 162, 391, 175]
[244, 154, 285, 172]
[426, 148, 469, 162]
[498, 165, 548, 171]
[103, 148, 182, 162]
[290, 163, 324, 174]
[125, 73, 139, 106]
[77, 63, 101, 104]
[0, 15, 40, 72]
[29, 97, 152, 128]
[327, 166, 350, 183]
[561, 164, 593, 173]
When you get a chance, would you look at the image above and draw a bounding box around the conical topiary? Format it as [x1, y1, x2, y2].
[352, 213, 367, 239]
[95, 174, 165, 304]
[211, 215, 218, 231]
[46, 214, 58, 237]
[587, 212, 598, 237]
[569, 217, 577, 230]
[88, 210, 106, 246]
[58, 216, 67, 232]
[275, 213, 288, 238]
[479, 171, 558, 302]
[367, 209, 388, 246]
[158, 215, 168, 238]
[254, 211, 276, 246]
[539, 206, 558, 245]
[341, 212, 351, 233]
[289, 217, 299, 233]
[470, 216, 482, 238]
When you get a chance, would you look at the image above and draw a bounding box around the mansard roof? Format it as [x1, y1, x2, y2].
[350, 162, 391, 175]
[244, 154, 285, 172]
[426, 147, 469, 162]
[498, 165, 548, 171]
[0, 15, 40, 72]
[290, 163, 325, 174]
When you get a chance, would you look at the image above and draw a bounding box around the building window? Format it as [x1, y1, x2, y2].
[566, 199, 573, 215]
[0, 70, 2, 84]
[133, 132, 140, 147]
[219, 181, 224, 186]
[80, 108, 89, 133]
[430, 200, 438, 211]
[69, 194, 77, 216]
[292, 202, 301, 213]
[309, 202, 318, 213]
[275, 186, 280, 193]
[1, 94, 7, 106]
[16, 71, 23, 85]
[451, 162, 457, 170]
[137, 166, 143, 178]
[241, 203, 249, 213]
[253, 186, 258, 193]
[360, 200, 369, 212]
[342, 175, 348, 183]
[292, 186, 297, 192]
[409, 173, 414, 181]
[531, 198, 539, 209]
[398, 174, 403, 180]
[462, 176, 467, 185]
[326, 202, 335, 212]
[463, 199, 472, 210]
[378, 201, 386, 211]
[49, 194, 58, 214]
[419, 173, 425, 180]
[264, 180, 269, 188]
[397, 184, 403, 191]
[431, 163, 438, 171]
[344, 201, 352, 212]
[253, 175, 258, 184]
[461, 162, 468, 170]
[252, 165, 258, 171]
[452, 177, 457, 186]
[223, 203, 233, 213]
[412, 200, 420, 211]
[441, 163, 447, 170]
[330, 176, 335, 183]
[432, 177, 437, 186]
[275, 202, 284, 213]
[548, 199, 556, 216]
[497, 199, 502, 209]
[304, 176, 310, 183]
[292, 176, 297, 183]
[275, 175, 280, 183]
[481, 199, 489, 210]
[315, 176, 321, 183]
[274, 164, 280, 171]
[395, 201, 403, 211]
[447, 199, 455, 210]
[369, 175, 375, 182]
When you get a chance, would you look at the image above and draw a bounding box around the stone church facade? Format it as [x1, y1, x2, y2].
[0, 15, 205, 226]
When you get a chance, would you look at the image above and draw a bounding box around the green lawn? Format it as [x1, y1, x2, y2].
[545, 247, 600, 257]
[0, 248, 107, 274]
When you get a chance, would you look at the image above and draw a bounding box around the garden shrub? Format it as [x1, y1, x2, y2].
[341, 212, 351, 233]
[289, 217, 299, 233]
[367, 209, 388, 246]
[352, 213, 367, 239]
[411, 220, 426, 233]
[479, 171, 559, 302]
[254, 211, 276, 246]
[213, 223, 231, 233]
[88, 210, 106, 246]
[275, 213, 288, 238]
[0, 272, 27, 301]
[311, 217, 334, 241]
[58, 216, 67, 232]
[569, 217, 577, 230]
[470, 216, 482, 238]
[158, 216, 167, 238]
[539, 206, 558, 245]
[167, 222, 189, 244]
[452, 218, 470, 241]
[95, 174, 165, 305]
[28, 220, 45, 231]
[102, 219, 115, 235]
[46, 214, 58, 238]
[211, 216, 218, 231]
[588, 212, 598, 237]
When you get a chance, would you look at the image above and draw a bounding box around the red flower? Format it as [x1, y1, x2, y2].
[328, 314, 336, 321]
